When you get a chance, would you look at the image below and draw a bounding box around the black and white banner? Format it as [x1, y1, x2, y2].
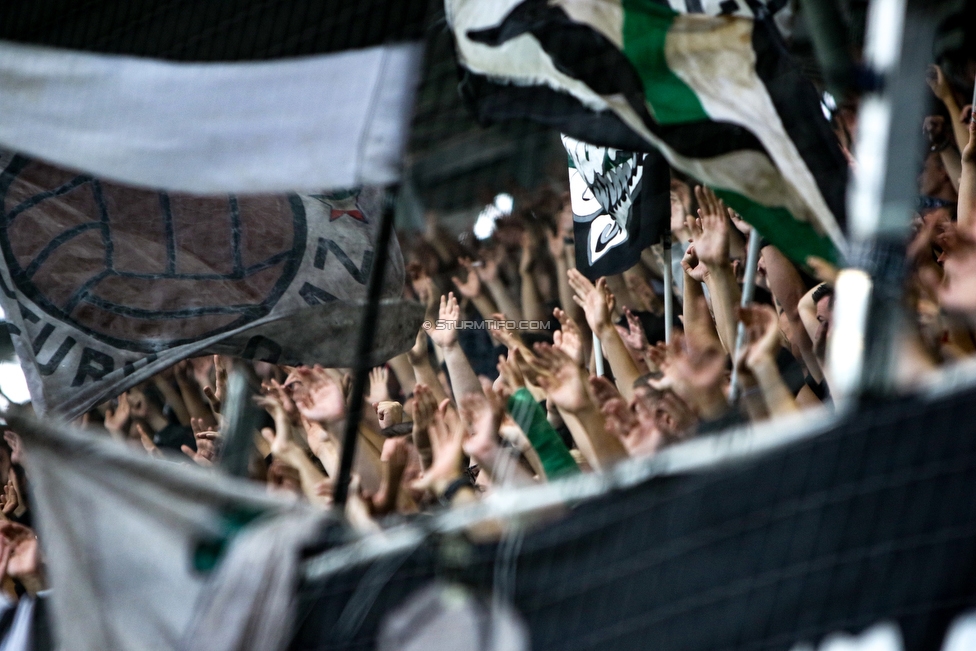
[0, 154, 421, 419]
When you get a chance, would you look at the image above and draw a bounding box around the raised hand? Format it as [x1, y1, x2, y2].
[0, 478, 18, 517]
[3, 432, 22, 466]
[681, 244, 708, 283]
[552, 307, 585, 366]
[285, 365, 347, 425]
[374, 401, 403, 429]
[428, 292, 461, 349]
[410, 384, 437, 469]
[739, 304, 783, 371]
[181, 417, 220, 466]
[0, 522, 43, 593]
[203, 355, 229, 415]
[410, 398, 466, 495]
[591, 377, 640, 450]
[474, 252, 500, 284]
[368, 366, 391, 404]
[451, 257, 482, 299]
[261, 378, 299, 423]
[616, 307, 649, 353]
[459, 389, 505, 463]
[926, 64, 953, 103]
[523, 343, 592, 414]
[693, 186, 731, 266]
[496, 349, 526, 395]
[103, 393, 131, 438]
[136, 423, 162, 459]
[567, 269, 615, 336]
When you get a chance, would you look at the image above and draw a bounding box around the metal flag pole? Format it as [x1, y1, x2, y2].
[593, 333, 605, 376]
[727, 229, 762, 404]
[332, 185, 398, 510]
[662, 230, 673, 344]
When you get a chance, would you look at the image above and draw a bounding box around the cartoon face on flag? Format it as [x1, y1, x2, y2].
[0, 152, 421, 419]
[562, 135, 670, 280]
[564, 135, 646, 270]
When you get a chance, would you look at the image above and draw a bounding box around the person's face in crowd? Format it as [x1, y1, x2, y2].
[813, 295, 833, 361]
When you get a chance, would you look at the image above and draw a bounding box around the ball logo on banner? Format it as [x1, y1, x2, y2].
[0, 157, 306, 353]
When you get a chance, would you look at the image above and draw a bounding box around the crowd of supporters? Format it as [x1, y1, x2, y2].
[0, 61, 972, 644]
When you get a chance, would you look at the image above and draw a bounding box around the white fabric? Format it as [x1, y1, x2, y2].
[0, 595, 32, 651]
[13, 413, 312, 651]
[0, 40, 422, 194]
[183, 510, 325, 651]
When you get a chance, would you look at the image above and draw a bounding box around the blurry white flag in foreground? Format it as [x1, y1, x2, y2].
[10, 411, 324, 651]
[0, 1, 427, 194]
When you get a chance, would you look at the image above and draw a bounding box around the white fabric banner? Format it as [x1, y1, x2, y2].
[0, 40, 422, 194]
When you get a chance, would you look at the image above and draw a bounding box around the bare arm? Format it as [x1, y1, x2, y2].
[692, 186, 740, 355]
[567, 270, 641, 401]
[740, 304, 799, 417]
[429, 292, 485, 399]
[761, 244, 823, 381]
[959, 117, 976, 232]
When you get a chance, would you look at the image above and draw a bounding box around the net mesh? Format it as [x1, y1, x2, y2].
[291, 380, 976, 651]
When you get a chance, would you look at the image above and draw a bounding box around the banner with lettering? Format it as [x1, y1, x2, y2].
[0, 152, 420, 418]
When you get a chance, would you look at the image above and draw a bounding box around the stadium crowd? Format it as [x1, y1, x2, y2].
[0, 59, 972, 647]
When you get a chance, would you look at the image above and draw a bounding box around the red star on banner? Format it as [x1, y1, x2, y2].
[310, 193, 367, 223]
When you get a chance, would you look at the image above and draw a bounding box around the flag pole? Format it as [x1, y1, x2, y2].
[593, 333, 605, 376]
[332, 185, 398, 510]
[728, 229, 762, 404]
[662, 231, 673, 344]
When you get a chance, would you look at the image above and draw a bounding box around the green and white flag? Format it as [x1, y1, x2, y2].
[448, 0, 848, 264]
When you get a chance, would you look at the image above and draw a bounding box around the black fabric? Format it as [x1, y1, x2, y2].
[153, 423, 195, 452]
[291, 386, 976, 651]
[748, 8, 849, 235]
[572, 148, 671, 281]
[0, 0, 428, 61]
[461, 3, 771, 160]
[31, 595, 53, 651]
[774, 345, 806, 397]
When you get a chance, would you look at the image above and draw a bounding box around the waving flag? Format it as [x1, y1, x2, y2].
[0, 153, 421, 419]
[563, 135, 670, 280]
[0, 0, 427, 194]
[448, 0, 848, 264]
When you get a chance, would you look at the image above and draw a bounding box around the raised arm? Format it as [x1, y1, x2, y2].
[567, 269, 641, 401]
[739, 304, 800, 417]
[428, 292, 485, 399]
[452, 257, 499, 320]
[959, 115, 976, 232]
[693, 186, 741, 355]
[760, 243, 822, 381]
[520, 343, 628, 471]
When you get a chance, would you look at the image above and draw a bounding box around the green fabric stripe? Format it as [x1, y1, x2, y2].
[621, 0, 707, 124]
[712, 189, 840, 265]
[507, 388, 580, 480]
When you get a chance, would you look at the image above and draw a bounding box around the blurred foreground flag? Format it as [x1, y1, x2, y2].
[448, 0, 848, 264]
[563, 135, 670, 280]
[0, 0, 427, 194]
[0, 153, 422, 419]
[9, 409, 324, 651]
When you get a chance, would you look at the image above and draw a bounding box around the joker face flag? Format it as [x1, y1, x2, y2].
[0, 152, 421, 419]
[563, 134, 670, 280]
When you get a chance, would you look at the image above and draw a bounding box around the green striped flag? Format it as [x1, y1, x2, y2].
[448, 0, 848, 264]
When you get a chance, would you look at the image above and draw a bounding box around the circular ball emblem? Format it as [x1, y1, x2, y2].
[0, 157, 306, 353]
